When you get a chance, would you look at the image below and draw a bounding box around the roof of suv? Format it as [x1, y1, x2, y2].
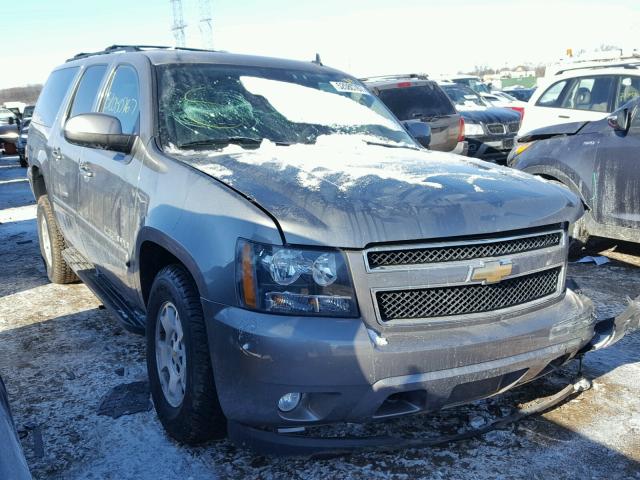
[62, 45, 341, 75]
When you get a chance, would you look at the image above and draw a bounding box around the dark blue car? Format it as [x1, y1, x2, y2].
[509, 98, 640, 256]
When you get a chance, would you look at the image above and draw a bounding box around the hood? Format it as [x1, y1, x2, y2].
[171, 136, 582, 248]
[459, 107, 521, 125]
[519, 121, 588, 142]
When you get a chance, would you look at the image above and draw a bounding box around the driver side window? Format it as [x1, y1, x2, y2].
[100, 65, 140, 134]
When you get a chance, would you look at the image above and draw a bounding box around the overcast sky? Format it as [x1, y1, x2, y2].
[2, 0, 639, 89]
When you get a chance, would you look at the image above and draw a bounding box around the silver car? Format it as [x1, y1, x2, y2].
[15, 45, 638, 452]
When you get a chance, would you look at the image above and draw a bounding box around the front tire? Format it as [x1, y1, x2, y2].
[146, 264, 226, 444]
[36, 195, 78, 284]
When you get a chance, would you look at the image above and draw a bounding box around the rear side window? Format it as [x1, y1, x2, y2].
[560, 76, 614, 112]
[615, 76, 640, 109]
[33, 67, 79, 126]
[100, 65, 140, 134]
[377, 83, 456, 120]
[536, 80, 569, 107]
[69, 65, 107, 118]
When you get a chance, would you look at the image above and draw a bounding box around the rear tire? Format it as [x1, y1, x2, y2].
[19, 154, 27, 168]
[146, 264, 226, 444]
[36, 195, 78, 284]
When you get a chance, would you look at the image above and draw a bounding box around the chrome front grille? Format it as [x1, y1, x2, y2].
[367, 231, 562, 270]
[507, 121, 520, 133]
[376, 267, 561, 321]
[486, 123, 506, 134]
[354, 228, 568, 326]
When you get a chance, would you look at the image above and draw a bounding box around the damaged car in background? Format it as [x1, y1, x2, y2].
[21, 45, 640, 454]
[509, 98, 640, 257]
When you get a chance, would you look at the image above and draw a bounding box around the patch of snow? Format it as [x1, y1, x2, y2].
[240, 76, 401, 132]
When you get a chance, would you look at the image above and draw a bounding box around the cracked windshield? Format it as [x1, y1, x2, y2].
[157, 65, 414, 149]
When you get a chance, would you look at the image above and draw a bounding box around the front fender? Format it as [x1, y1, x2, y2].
[520, 165, 591, 211]
[135, 226, 208, 306]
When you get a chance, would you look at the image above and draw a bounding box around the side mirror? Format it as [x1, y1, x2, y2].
[0, 124, 19, 144]
[607, 109, 630, 132]
[403, 120, 431, 148]
[64, 113, 135, 153]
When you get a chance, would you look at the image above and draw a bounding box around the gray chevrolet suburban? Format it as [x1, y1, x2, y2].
[20, 45, 639, 451]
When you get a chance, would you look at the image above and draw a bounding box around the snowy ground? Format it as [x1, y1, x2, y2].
[0, 153, 639, 479]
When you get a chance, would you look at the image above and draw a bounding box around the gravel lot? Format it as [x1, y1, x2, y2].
[0, 153, 639, 479]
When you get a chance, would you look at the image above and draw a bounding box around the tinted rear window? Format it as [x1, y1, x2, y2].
[377, 84, 456, 119]
[33, 67, 79, 126]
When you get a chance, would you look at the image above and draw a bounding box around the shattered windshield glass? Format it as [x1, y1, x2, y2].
[156, 64, 416, 149]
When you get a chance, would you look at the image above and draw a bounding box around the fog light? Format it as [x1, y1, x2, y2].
[278, 392, 301, 412]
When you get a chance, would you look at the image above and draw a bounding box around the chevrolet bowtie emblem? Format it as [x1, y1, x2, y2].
[471, 260, 513, 284]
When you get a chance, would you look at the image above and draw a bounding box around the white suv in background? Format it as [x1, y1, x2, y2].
[519, 65, 640, 134]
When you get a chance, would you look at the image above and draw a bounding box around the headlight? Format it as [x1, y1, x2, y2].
[236, 239, 358, 317]
[464, 122, 484, 136]
[513, 142, 532, 156]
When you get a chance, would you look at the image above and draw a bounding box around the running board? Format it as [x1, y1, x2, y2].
[62, 248, 146, 335]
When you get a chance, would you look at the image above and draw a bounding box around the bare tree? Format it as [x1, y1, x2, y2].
[0, 85, 43, 105]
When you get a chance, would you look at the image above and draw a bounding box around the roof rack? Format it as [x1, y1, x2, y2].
[553, 59, 640, 75]
[66, 44, 217, 62]
[360, 73, 429, 82]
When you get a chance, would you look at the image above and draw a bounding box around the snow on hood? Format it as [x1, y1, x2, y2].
[167, 136, 583, 248]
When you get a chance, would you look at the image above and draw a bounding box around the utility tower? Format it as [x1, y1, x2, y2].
[198, 0, 214, 50]
[169, 0, 187, 47]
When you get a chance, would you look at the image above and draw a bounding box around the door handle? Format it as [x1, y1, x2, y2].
[79, 162, 94, 178]
[52, 147, 62, 160]
[558, 115, 571, 119]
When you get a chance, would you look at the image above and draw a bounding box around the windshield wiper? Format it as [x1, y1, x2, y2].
[412, 113, 449, 121]
[178, 137, 265, 149]
[364, 140, 420, 151]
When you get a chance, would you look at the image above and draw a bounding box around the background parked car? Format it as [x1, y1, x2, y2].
[480, 91, 527, 117]
[444, 74, 491, 93]
[363, 74, 464, 151]
[440, 82, 521, 163]
[17, 118, 30, 167]
[0, 110, 19, 156]
[0, 376, 31, 480]
[509, 98, 640, 256]
[503, 86, 536, 102]
[519, 64, 640, 134]
[22, 105, 35, 121]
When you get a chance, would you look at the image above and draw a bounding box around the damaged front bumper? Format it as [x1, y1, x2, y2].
[203, 292, 640, 455]
[583, 295, 640, 352]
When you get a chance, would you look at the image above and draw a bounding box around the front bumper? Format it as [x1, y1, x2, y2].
[203, 289, 598, 428]
[466, 135, 516, 163]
